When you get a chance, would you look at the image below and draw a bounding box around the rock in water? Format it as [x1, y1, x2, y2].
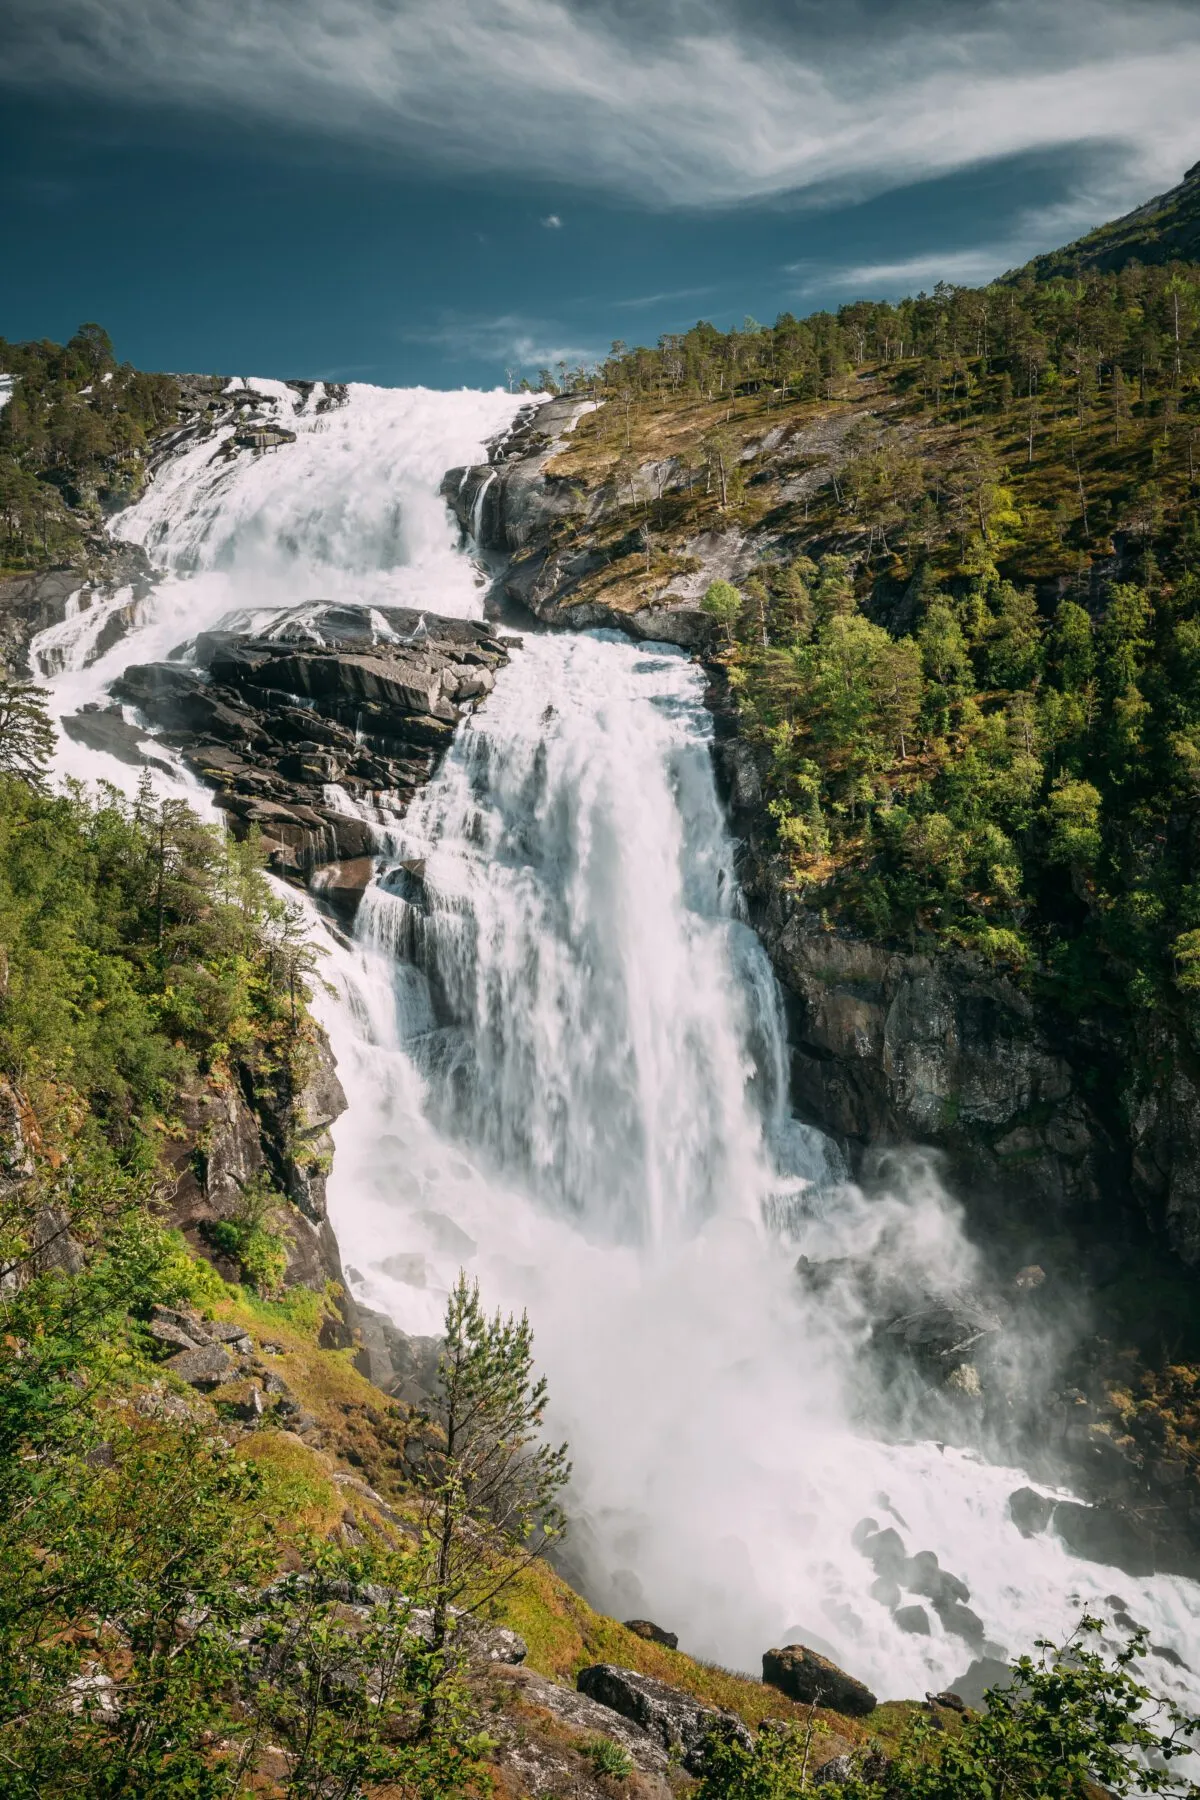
[576, 1663, 750, 1772]
[1008, 1486, 1055, 1538]
[761, 1644, 877, 1717]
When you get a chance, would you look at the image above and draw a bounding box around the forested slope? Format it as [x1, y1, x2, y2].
[1019, 160, 1200, 280]
[515, 247, 1200, 1230]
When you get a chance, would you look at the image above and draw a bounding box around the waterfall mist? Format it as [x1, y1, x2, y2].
[32, 378, 1200, 1712]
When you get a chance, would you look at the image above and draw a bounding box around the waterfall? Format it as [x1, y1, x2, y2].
[32, 379, 1200, 1713]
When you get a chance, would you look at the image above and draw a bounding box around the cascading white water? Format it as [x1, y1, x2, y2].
[355, 630, 830, 1247]
[34, 379, 523, 789]
[32, 381, 1200, 1716]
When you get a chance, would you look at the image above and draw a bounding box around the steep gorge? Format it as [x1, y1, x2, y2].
[10, 367, 1195, 1731]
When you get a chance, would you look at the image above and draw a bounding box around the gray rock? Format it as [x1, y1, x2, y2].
[29, 1205, 85, 1275]
[576, 1663, 751, 1772]
[165, 1343, 237, 1387]
[147, 1316, 209, 1352]
[489, 1664, 673, 1778]
[467, 1625, 527, 1664]
[949, 1657, 1013, 1712]
[0, 1078, 34, 1194]
[894, 1605, 931, 1636]
[207, 1321, 254, 1353]
[1009, 1487, 1055, 1538]
[907, 1550, 970, 1606]
[1050, 1499, 1158, 1577]
[932, 1598, 986, 1648]
[761, 1644, 877, 1717]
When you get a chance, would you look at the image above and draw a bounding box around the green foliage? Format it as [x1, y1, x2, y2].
[695, 1622, 1200, 1799]
[703, 579, 744, 640]
[0, 774, 315, 1145]
[204, 1176, 288, 1296]
[583, 1735, 636, 1779]
[422, 1272, 571, 1659]
[585, 253, 1200, 1027]
[0, 681, 56, 785]
[0, 326, 179, 567]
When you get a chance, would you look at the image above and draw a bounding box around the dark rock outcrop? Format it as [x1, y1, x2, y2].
[1008, 1484, 1200, 1582]
[163, 1025, 350, 1300]
[576, 1663, 751, 1772]
[762, 1644, 877, 1717]
[110, 602, 511, 875]
[0, 544, 156, 678]
[623, 1619, 679, 1650]
[443, 396, 720, 651]
[352, 1305, 442, 1405]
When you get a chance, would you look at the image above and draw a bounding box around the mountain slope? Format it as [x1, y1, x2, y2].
[1017, 159, 1200, 279]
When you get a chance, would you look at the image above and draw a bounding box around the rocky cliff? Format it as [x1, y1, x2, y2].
[111, 601, 511, 881]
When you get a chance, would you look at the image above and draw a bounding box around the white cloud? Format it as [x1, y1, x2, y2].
[613, 284, 718, 311]
[541, 213, 563, 228]
[4, 0, 1200, 217]
[407, 312, 602, 369]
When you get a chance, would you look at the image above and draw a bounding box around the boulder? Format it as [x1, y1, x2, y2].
[1009, 1486, 1055, 1538]
[147, 1315, 208, 1352]
[1050, 1499, 1158, 1577]
[465, 1625, 527, 1665]
[114, 602, 511, 879]
[624, 1619, 679, 1651]
[208, 1321, 254, 1354]
[894, 1605, 931, 1636]
[576, 1663, 751, 1772]
[165, 1342, 237, 1387]
[761, 1645, 877, 1718]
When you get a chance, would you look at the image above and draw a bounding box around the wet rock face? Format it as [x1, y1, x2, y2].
[0, 545, 156, 679]
[443, 395, 596, 555]
[108, 603, 510, 876]
[1007, 1483, 1200, 1582]
[352, 1303, 442, 1405]
[718, 816, 1146, 1266]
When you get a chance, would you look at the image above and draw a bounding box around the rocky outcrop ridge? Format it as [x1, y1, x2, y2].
[165, 1026, 352, 1305]
[108, 602, 510, 875]
[575, 1663, 751, 1772]
[443, 396, 722, 652]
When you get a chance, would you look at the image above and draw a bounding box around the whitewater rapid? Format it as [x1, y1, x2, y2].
[31, 378, 1200, 1711]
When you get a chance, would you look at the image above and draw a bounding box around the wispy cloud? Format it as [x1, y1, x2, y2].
[405, 312, 602, 370]
[786, 188, 1146, 298]
[541, 213, 563, 229]
[4, 0, 1199, 218]
[613, 285, 718, 311]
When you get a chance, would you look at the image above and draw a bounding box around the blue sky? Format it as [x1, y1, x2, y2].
[3, 0, 1199, 389]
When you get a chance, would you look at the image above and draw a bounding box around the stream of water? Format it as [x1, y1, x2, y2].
[32, 377, 1200, 1709]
